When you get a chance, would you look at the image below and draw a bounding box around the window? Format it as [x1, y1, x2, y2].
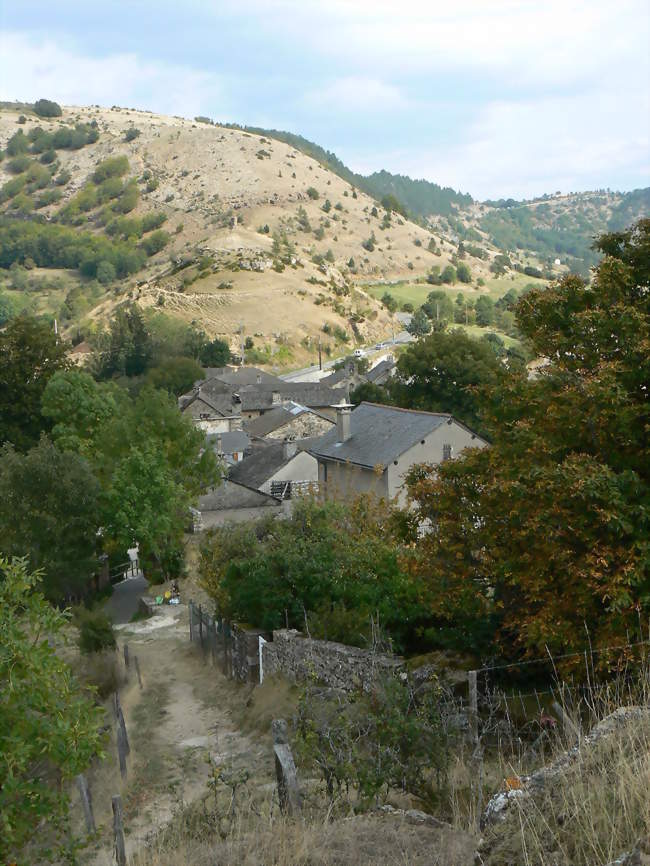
[442, 443, 452, 461]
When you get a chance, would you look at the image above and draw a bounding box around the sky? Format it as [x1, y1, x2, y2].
[1, 0, 649, 200]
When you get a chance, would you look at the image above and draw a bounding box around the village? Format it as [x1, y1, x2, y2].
[180, 353, 486, 527]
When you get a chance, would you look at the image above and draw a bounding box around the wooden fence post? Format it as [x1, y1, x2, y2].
[468, 670, 479, 746]
[76, 773, 96, 834]
[189, 599, 194, 642]
[134, 655, 143, 690]
[123, 644, 130, 669]
[112, 795, 127, 866]
[199, 604, 204, 652]
[117, 706, 130, 755]
[117, 724, 128, 779]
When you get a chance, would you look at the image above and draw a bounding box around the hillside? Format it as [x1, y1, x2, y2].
[1, 102, 648, 368]
[0, 103, 477, 366]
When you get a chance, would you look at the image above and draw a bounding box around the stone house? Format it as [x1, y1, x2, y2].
[310, 402, 488, 505]
[244, 402, 334, 441]
[228, 438, 319, 499]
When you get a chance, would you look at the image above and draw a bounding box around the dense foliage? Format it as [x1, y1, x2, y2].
[200, 497, 424, 652]
[405, 219, 650, 662]
[0, 439, 101, 601]
[0, 315, 70, 451]
[0, 558, 104, 861]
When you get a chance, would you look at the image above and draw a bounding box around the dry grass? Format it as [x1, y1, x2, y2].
[130, 803, 475, 866]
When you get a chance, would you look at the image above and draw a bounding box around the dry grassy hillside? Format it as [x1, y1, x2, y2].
[0, 103, 480, 364]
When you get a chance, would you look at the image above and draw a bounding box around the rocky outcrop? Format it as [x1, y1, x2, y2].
[482, 706, 650, 829]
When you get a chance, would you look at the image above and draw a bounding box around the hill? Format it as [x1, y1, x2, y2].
[0, 103, 475, 366]
[1, 101, 648, 367]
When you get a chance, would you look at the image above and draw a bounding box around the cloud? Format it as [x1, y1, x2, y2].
[0, 32, 223, 119]
[357, 88, 650, 199]
[301, 77, 407, 114]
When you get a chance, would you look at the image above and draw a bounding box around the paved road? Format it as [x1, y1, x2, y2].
[281, 334, 413, 383]
[104, 573, 149, 624]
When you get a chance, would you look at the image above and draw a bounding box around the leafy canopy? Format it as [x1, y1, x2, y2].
[405, 219, 650, 662]
[0, 557, 104, 861]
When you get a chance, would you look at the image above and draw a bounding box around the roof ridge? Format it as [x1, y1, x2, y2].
[360, 401, 451, 418]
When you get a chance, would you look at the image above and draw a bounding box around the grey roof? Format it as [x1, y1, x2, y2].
[365, 359, 395, 385]
[239, 383, 346, 412]
[309, 402, 451, 469]
[228, 437, 318, 488]
[205, 431, 250, 454]
[182, 391, 236, 418]
[204, 366, 283, 387]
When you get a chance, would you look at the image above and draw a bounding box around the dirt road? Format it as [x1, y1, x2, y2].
[78, 602, 273, 865]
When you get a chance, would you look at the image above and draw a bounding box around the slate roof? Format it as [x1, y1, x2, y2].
[227, 438, 317, 489]
[308, 402, 452, 469]
[203, 366, 283, 387]
[205, 431, 250, 454]
[365, 359, 395, 385]
[238, 383, 346, 412]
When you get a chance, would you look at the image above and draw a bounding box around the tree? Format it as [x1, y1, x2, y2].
[388, 329, 502, 432]
[200, 497, 422, 652]
[41, 370, 122, 455]
[475, 295, 495, 326]
[441, 265, 456, 283]
[96, 259, 116, 284]
[349, 381, 390, 405]
[0, 439, 101, 601]
[405, 220, 650, 662]
[200, 336, 231, 366]
[423, 290, 454, 323]
[42, 372, 220, 579]
[92, 303, 152, 379]
[406, 307, 432, 337]
[144, 356, 204, 396]
[456, 261, 471, 283]
[33, 98, 62, 117]
[0, 315, 70, 450]
[0, 557, 104, 862]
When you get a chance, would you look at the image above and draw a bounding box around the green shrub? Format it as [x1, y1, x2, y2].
[93, 155, 129, 184]
[77, 610, 116, 654]
[141, 229, 169, 256]
[306, 186, 319, 200]
[124, 127, 141, 142]
[6, 130, 29, 157]
[6, 154, 31, 175]
[33, 98, 62, 118]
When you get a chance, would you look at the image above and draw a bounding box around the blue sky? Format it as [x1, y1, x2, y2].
[2, 1, 649, 199]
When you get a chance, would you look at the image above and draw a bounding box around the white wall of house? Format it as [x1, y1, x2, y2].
[386, 420, 487, 505]
[259, 451, 318, 494]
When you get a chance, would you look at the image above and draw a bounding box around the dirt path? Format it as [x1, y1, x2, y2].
[78, 603, 273, 865]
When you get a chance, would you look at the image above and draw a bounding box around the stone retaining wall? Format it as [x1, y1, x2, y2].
[262, 628, 404, 691]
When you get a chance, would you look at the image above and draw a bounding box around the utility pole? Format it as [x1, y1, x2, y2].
[465, 301, 469, 325]
[318, 335, 322, 371]
[239, 323, 244, 367]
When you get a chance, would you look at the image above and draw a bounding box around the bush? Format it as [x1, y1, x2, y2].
[306, 186, 319, 200]
[6, 130, 29, 156]
[77, 610, 116, 654]
[92, 155, 129, 184]
[6, 154, 31, 175]
[141, 229, 169, 256]
[96, 260, 116, 284]
[33, 98, 62, 118]
[124, 127, 141, 142]
[296, 675, 449, 807]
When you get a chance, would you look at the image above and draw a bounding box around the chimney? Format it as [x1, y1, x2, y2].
[216, 434, 223, 455]
[283, 436, 297, 460]
[335, 402, 353, 443]
[256, 373, 262, 385]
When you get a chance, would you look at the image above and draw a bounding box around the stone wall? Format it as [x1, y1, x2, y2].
[262, 629, 404, 692]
